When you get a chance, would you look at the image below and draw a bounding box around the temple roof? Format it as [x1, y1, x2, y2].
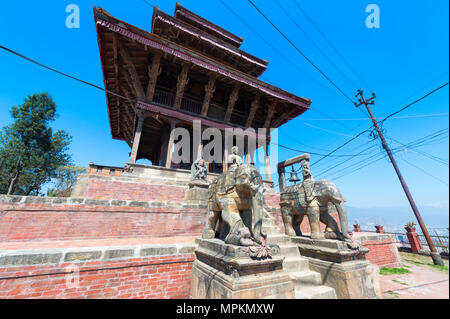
[174, 3, 244, 48]
[151, 6, 268, 77]
[93, 6, 311, 146]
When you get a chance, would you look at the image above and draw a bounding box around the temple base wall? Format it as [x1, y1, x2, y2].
[0, 242, 194, 299]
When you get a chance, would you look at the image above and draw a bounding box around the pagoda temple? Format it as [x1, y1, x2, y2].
[94, 3, 311, 179]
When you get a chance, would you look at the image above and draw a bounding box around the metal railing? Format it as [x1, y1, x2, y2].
[360, 229, 449, 254]
[418, 234, 449, 254]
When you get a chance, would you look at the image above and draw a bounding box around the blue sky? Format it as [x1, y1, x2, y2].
[0, 0, 448, 212]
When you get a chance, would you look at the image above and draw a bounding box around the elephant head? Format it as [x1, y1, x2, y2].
[233, 164, 265, 244]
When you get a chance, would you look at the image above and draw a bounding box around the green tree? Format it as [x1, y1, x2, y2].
[47, 165, 86, 197]
[0, 93, 72, 195]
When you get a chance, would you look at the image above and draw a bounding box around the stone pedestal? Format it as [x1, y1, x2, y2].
[291, 236, 381, 299]
[190, 238, 295, 299]
[184, 180, 209, 202]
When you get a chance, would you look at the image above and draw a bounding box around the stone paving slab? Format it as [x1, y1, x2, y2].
[380, 254, 449, 299]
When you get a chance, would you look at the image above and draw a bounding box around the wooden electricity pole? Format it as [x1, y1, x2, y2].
[354, 89, 444, 266]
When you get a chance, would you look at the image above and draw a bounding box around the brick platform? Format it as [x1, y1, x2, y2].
[0, 239, 195, 299]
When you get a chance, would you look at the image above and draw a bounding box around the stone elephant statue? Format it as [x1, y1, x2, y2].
[280, 179, 350, 241]
[202, 164, 265, 246]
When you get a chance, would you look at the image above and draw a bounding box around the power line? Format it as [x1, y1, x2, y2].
[291, 0, 372, 91]
[303, 122, 356, 137]
[315, 143, 379, 177]
[401, 157, 449, 186]
[141, 0, 156, 8]
[218, 0, 364, 134]
[308, 82, 449, 170]
[296, 113, 449, 121]
[380, 82, 449, 124]
[309, 126, 374, 167]
[270, 141, 375, 157]
[246, 0, 355, 104]
[217, 0, 339, 99]
[272, 0, 359, 88]
[0, 45, 130, 103]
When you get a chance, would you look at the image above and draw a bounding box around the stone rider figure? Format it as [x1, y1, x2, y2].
[299, 154, 315, 203]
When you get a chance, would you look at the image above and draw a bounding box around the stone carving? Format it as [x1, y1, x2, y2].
[202, 160, 271, 258]
[280, 153, 353, 244]
[123, 163, 134, 173]
[190, 158, 208, 181]
[227, 146, 242, 166]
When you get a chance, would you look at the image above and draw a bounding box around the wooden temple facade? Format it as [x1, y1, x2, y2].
[94, 4, 311, 179]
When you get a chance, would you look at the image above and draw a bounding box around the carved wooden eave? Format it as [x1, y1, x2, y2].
[95, 9, 310, 103]
[152, 7, 268, 77]
[174, 3, 243, 48]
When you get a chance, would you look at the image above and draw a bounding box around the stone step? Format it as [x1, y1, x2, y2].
[262, 225, 281, 235]
[282, 256, 310, 272]
[267, 234, 291, 245]
[263, 218, 277, 226]
[290, 271, 322, 288]
[279, 244, 300, 257]
[294, 285, 337, 299]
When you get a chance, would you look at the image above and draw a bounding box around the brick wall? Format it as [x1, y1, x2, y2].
[0, 196, 206, 242]
[0, 244, 195, 299]
[353, 233, 402, 268]
[76, 179, 188, 202]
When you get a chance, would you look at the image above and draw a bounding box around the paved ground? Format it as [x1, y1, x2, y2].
[380, 252, 449, 299]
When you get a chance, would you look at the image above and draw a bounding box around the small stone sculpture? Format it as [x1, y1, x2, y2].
[227, 146, 243, 167]
[190, 158, 208, 181]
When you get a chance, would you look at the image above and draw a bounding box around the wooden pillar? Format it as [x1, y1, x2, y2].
[224, 84, 240, 122]
[201, 74, 217, 116]
[264, 144, 271, 181]
[118, 41, 145, 99]
[246, 94, 260, 128]
[250, 148, 255, 164]
[146, 52, 162, 102]
[165, 121, 177, 168]
[223, 146, 228, 173]
[264, 101, 276, 129]
[129, 115, 145, 163]
[174, 63, 190, 109]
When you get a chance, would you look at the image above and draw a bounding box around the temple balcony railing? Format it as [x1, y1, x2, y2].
[153, 88, 175, 107]
[152, 88, 249, 126]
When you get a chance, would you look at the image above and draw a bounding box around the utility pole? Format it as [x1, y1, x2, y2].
[354, 89, 444, 266]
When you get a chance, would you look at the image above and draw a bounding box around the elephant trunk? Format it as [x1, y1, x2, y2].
[251, 190, 264, 244]
[335, 202, 350, 240]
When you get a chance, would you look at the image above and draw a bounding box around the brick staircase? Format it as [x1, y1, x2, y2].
[263, 218, 337, 299]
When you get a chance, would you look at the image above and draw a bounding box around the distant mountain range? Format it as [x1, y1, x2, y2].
[346, 205, 449, 235]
